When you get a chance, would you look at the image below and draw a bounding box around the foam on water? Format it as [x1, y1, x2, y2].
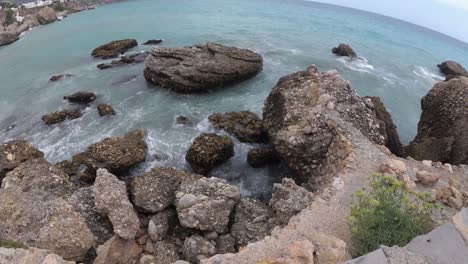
[337, 56, 375, 73]
[413, 66, 445, 82]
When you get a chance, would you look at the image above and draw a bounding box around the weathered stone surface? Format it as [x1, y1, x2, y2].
[42, 109, 82, 125]
[36, 7, 57, 25]
[130, 167, 200, 213]
[344, 248, 387, 264]
[94, 169, 140, 240]
[175, 177, 240, 233]
[452, 208, 468, 244]
[332, 43, 357, 58]
[147, 210, 177, 242]
[216, 234, 236, 254]
[150, 240, 180, 264]
[0, 140, 44, 182]
[0, 32, 19, 47]
[144, 42, 263, 93]
[381, 246, 428, 264]
[64, 91, 96, 104]
[91, 39, 138, 59]
[208, 111, 266, 143]
[50, 74, 74, 82]
[437, 187, 465, 210]
[230, 198, 275, 247]
[437, 61, 468, 77]
[0, 159, 95, 261]
[182, 235, 216, 263]
[415, 170, 440, 186]
[406, 76, 468, 165]
[97, 104, 115, 116]
[94, 235, 142, 264]
[0, 247, 75, 264]
[185, 133, 234, 175]
[247, 147, 278, 168]
[269, 178, 313, 224]
[378, 159, 407, 176]
[256, 240, 316, 264]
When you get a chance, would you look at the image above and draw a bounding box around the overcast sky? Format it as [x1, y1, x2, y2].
[313, 0, 468, 43]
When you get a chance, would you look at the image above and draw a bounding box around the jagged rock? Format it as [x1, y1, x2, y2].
[175, 177, 240, 233]
[144, 42, 263, 93]
[263, 66, 386, 189]
[415, 170, 440, 186]
[97, 52, 150, 69]
[130, 167, 201, 213]
[406, 76, 468, 165]
[147, 210, 177, 242]
[0, 159, 95, 261]
[50, 74, 74, 82]
[269, 178, 313, 224]
[332, 43, 357, 58]
[378, 159, 407, 176]
[247, 147, 278, 168]
[0, 32, 19, 47]
[208, 111, 266, 143]
[94, 169, 140, 240]
[185, 133, 234, 175]
[97, 104, 115, 116]
[216, 234, 236, 254]
[0, 140, 44, 182]
[182, 235, 216, 263]
[36, 7, 57, 25]
[91, 39, 138, 59]
[143, 39, 163, 45]
[365, 96, 403, 156]
[68, 187, 113, 245]
[0, 247, 75, 264]
[230, 199, 275, 247]
[437, 61, 467, 77]
[64, 91, 96, 104]
[436, 187, 465, 210]
[42, 109, 82, 125]
[94, 235, 142, 264]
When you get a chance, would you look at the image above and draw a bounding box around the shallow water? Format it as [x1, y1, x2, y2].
[1, 0, 467, 197]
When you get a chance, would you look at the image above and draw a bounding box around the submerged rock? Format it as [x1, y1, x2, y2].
[0, 32, 19, 47]
[437, 61, 467, 77]
[42, 109, 82, 125]
[94, 235, 142, 264]
[208, 111, 266, 143]
[91, 39, 138, 59]
[97, 103, 115, 116]
[144, 42, 263, 93]
[406, 76, 468, 165]
[97, 52, 150, 69]
[0, 247, 75, 264]
[332, 43, 357, 58]
[50, 74, 74, 82]
[64, 91, 96, 104]
[185, 133, 235, 175]
[0, 140, 44, 182]
[247, 147, 279, 168]
[36, 7, 57, 25]
[143, 39, 163, 45]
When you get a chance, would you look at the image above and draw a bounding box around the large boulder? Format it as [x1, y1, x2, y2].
[91, 39, 138, 59]
[0, 140, 44, 182]
[175, 177, 240, 233]
[144, 42, 263, 93]
[262, 66, 385, 189]
[36, 7, 57, 25]
[437, 61, 467, 77]
[0, 247, 75, 264]
[406, 76, 468, 164]
[130, 167, 201, 213]
[0, 159, 95, 261]
[208, 111, 266, 143]
[64, 91, 96, 104]
[0, 32, 19, 47]
[185, 133, 234, 175]
[97, 104, 115, 116]
[332, 43, 357, 58]
[93, 169, 140, 240]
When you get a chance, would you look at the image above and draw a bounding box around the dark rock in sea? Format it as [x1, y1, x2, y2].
[0, 140, 44, 183]
[185, 133, 235, 175]
[365, 96, 404, 156]
[437, 60, 468, 77]
[91, 39, 138, 59]
[111, 74, 139, 85]
[42, 109, 82, 125]
[144, 42, 263, 93]
[64, 91, 96, 104]
[36, 7, 57, 25]
[247, 147, 279, 168]
[176, 116, 192, 125]
[0, 32, 19, 47]
[208, 111, 267, 143]
[97, 52, 150, 69]
[406, 76, 468, 165]
[50, 74, 74, 82]
[143, 39, 163, 45]
[97, 104, 115, 116]
[332, 43, 357, 58]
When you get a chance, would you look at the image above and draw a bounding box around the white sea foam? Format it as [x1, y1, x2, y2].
[413, 66, 444, 81]
[337, 56, 375, 73]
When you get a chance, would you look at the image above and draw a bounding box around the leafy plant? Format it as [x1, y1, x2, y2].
[348, 174, 434, 257]
[4, 9, 14, 26]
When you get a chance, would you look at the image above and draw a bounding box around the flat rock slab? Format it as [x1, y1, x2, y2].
[453, 208, 468, 245]
[343, 248, 388, 264]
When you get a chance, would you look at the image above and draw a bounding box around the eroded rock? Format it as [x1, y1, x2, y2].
[97, 52, 150, 69]
[182, 235, 216, 263]
[0, 247, 75, 264]
[36, 7, 57, 25]
[247, 147, 278, 168]
[0, 140, 44, 182]
[42, 109, 82, 125]
[332, 43, 357, 58]
[97, 104, 115, 116]
[91, 39, 138, 59]
[208, 111, 266, 143]
[94, 235, 142, 264]
[0, 32, 19, 47]
[437, 61, 468, 77]
[64, 91, 96, 104]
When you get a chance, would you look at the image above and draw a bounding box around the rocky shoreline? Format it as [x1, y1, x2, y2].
[0, 39, 467, 264]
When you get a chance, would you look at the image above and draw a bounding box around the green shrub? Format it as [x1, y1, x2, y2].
[0, 239, 27, 249]
[52, 3, 66, 12]
[348, 174, 434, 257]
[4, 9, 14, 26]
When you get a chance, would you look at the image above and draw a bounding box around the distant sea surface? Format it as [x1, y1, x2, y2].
[1, 0, 467, 197]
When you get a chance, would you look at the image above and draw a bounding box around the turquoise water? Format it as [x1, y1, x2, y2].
[1, 0, 467, 196]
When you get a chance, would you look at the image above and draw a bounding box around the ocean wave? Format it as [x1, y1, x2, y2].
[337, 56, 375, 73]
[412, 66, 444, 81]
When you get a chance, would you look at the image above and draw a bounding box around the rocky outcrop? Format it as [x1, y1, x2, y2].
[97, 52, 150, 69]
[144, 42, 263, 93]
[0, 140, 44, 182]
[91, 39, 138, 59]
[332, 43, 357, 58]
[36, 7, 57, 25]
[185, 133, 235, 175]
[143, 39, 163, 45]
[175, 177, 240, 233]
[208, 111, 266, 143]
[0, 247, 75, 264]
[437, 61, 468, 77]
[406, 76, 468, 165]
[94, 169, 140, 240]
[262, 66, 384, 189]
[247, 147, 278, 168]
[0, 32, 19, 47]
[97, 104, 115, 116]
[94, 235, 142, 264]
[42, 109, 82, 125]
[50, 74, 74, 82]
[64, 91, 96, 104]
[0, 159, 95, 261]
[130, 167, 201, 213]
